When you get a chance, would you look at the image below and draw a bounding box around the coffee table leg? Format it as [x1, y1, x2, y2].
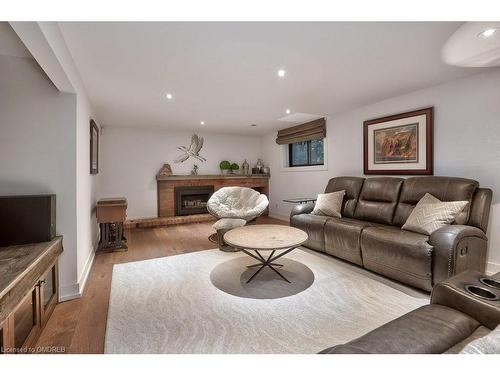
[246, 264, 266, 283]
[268, 264, 291, 283]
[242, 248, 295, 283]
[247, 263, 283, 268]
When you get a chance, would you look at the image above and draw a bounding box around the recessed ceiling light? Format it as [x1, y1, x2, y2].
[166, 93, 173, 100]
[200, 121, 205, 125]
[478, 28, 497, 38]
[285, 109, 291, 114]
[277, 69, 286, 77]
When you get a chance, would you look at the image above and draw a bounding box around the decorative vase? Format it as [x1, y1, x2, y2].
[255, 158, 264, 172]
[221, 169, 229, 175]
[242, 159, 250, 175]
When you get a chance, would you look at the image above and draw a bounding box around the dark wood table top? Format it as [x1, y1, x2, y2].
[0, 237, 63, 300]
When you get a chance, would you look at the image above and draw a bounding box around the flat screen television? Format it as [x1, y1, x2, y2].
[0, 194, 56, 247]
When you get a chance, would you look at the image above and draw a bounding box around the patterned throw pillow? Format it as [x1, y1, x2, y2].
[402, 193, 468, 235]
[312, 190, 345, 218]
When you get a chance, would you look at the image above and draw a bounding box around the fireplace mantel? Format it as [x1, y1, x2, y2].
[156, 174, 270, 181]
[157, 174, 270, 218]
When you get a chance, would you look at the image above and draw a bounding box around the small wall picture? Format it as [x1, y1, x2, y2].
[364, 107, 433, 175]
[90, 119, 99, 174]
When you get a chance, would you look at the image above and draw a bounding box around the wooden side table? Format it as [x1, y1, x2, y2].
[96, 197, 128, 251]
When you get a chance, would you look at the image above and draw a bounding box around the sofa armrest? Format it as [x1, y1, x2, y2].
[290, 202, 315, 220]
[431, 270, 500, 330]
[428, 225, 488, 285]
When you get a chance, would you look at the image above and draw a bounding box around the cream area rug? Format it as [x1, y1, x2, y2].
[105, 248, 428, 354]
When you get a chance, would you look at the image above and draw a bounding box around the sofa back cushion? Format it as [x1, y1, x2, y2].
[467, 188, 493, 232]
[353, 177, 404, 225]
[393, 176, 479, 227]
[324, 176, 365, 218]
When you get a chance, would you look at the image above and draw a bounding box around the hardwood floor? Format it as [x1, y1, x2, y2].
[35, 216, 287, 353]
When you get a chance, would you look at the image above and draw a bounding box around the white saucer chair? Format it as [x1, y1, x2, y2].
[207, 186, 269, 251]
[208, 186, 269, 222]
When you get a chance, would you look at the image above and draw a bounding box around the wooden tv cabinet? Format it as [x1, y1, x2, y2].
[0, 237, 63, 354]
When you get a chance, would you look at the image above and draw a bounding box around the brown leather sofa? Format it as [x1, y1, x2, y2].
[320, 271, 500, 354]
[290, 176, 492, 291]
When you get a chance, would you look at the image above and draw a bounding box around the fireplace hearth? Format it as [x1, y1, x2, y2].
[175, 185, 214, 216]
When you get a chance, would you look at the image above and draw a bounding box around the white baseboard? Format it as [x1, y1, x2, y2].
[487, 261, 500, 275]
[77, 246, 96, 294]
[59, 283, 81, 302]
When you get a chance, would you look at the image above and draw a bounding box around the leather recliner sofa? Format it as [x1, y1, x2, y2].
[290, 176, 492, 291]
[320, 271, 500, 354]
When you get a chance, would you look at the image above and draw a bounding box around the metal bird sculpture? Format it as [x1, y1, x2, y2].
[174, 134, 207, 163]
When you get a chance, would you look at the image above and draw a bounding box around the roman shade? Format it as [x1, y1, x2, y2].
[275, 118, 326, 145]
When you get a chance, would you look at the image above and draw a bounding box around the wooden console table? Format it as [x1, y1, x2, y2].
[0, 237, 63, 353]
[96, 197, 128, 251]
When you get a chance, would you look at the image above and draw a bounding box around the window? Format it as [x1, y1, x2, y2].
[288, 139, 324, 167]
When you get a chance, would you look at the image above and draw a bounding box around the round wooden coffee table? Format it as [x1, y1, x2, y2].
[224, 224, 308, 283]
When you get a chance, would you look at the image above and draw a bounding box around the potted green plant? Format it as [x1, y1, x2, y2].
[230, 163, 240, 174]
[219, 160, 231, 175]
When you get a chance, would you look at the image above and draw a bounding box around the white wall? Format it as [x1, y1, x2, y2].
[73, 87, 100, 298]
[33, 22, 101, 299]
[0, 54, 79, 292]
[262, 68, 500, 272]
[100, 126, 262, 219]
[6, 22, 101, 300]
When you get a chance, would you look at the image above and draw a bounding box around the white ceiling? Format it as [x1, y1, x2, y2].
[58, 22, 482, 135]
[442, 22, 500, 67]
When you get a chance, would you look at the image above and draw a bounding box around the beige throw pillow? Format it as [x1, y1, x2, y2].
[402, 193, 468, 235]
[312, 190, 345, 218]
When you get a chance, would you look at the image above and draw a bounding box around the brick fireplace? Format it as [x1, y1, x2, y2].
[156, 174, 270, 217]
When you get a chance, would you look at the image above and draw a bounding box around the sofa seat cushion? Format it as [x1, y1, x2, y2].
[290, 214, 330, 252]
[324, 218, 374, 266]
[361, 225, 433, 291]
[319, 304, 481, 354]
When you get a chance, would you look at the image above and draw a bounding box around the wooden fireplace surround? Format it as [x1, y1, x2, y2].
[157, 174, 270, 218]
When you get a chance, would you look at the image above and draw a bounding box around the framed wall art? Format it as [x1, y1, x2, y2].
[90, 119, 99, 174]
[363, 107, 433, 175]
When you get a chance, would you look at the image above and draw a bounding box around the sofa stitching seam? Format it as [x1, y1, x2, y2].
[363, 257, 431, 280]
